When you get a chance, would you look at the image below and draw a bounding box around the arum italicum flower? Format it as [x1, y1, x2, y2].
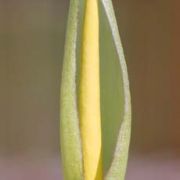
[60, 0, 131, 179]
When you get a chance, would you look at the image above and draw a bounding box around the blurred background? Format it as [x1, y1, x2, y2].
[0, 0, 180, 179]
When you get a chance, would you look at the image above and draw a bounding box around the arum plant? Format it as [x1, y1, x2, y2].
[60, 0, 131, 179]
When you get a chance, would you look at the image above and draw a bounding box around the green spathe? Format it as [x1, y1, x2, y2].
[60, 0, 131, 179]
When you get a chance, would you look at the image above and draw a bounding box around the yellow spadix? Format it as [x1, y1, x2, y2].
[79, 0, 102, 179]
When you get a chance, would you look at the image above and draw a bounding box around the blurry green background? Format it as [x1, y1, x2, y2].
[0, 0, 180, 179]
